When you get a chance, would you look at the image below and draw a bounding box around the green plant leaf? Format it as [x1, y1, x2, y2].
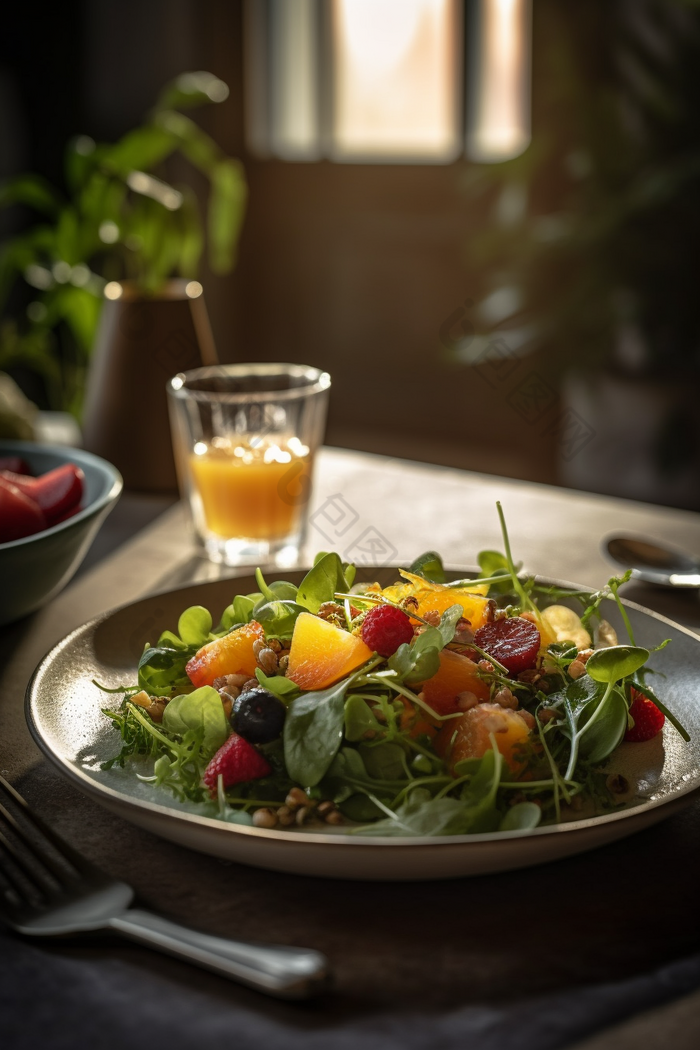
[409, 551, 445, 584]
[177, 605, 213, 646]
[578, 687, 628, 763]
[0, 174, 61, 215]
[284, 676, 356, 786]
[161, 685, 228, 756]
[254, 600, 306, 639]
[254, 668, 299, 701]
[499, 801, 542, 831]
[586, 645, 650, 684]
[344, 695, 385, 742]
[137, 645, 195, 696]
[103, 126, 178, 176]
[207, 159, 247, 274]
[296, 552, 347, 613]
[357, 741, 406, 780]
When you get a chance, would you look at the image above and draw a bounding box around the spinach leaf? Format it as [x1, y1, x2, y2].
[254, 668, 300, 702]
[284, 675, 356, 786]
[587, 645, 650, 684]
[499, 801, 541, 831]
[357, 742, 406, 780]
[177, 605, 213, 647]
[162, 685, 229, 756]
[578, 687, 628, 763]
[296, 553, 348, 613]
[409, 551, 445, 584]
[253, 600, 306, 639]
[254, 567, 299, 605]
[344, 695, 385, 741]
[219, 594, 255, 630]
[318, 747, 407, 805]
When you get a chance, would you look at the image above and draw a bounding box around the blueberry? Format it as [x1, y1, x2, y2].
[231, 688, 286, 743]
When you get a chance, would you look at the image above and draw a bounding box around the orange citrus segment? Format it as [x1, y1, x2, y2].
[287, 612, 373, 691]
[435, 703, 532, 774]
[186, 620, 264, 688]
[418, 649, 490, 717]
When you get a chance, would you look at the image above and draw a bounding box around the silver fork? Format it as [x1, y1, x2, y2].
[0, 774, 330, 999]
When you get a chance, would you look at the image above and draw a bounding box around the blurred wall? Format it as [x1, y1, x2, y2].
[2, 0, 699, 508]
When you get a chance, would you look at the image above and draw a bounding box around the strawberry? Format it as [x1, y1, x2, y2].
[624, 688, 665, 743]
[361, 605, 414, 657]
[202, 732, 272, 795]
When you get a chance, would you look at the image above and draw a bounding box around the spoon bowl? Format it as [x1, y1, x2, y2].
[604, 535, 700, 588]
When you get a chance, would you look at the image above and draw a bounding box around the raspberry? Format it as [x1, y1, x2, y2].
[624, 688, 665, 743]
[202, 732, 272, 795]
[361, 605, 414, 657]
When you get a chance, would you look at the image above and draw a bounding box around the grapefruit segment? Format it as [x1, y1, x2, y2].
[287, 612, 374, 691]
[435, 703, 532, 774]
[418, 649, 490, 717]
[186, 621, 264, 688]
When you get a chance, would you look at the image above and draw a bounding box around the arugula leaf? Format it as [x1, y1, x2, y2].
[409, 551, 445, 584]
[284, 675, 357, 786]
[137, 645, 196, 695]
[355, 749, 504, 836]
[296, 553, 348, 613]
[162, 685, 229, 756]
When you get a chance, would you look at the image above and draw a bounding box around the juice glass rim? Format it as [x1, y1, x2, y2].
[168, 363, 331, 404]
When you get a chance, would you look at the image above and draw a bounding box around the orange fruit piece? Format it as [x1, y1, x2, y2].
[381, 571, 490, 630]
[435, 703, 532, 774]
[287, 612, 373, 691]
[186, 620, 264, 688]
[418, 649, 490, 717]
[412, 588, 491, 629]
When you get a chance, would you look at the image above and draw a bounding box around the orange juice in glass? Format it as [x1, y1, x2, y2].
[168, 365, 330, 566]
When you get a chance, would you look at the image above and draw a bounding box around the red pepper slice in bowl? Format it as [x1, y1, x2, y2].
[0, 464, 84, 525]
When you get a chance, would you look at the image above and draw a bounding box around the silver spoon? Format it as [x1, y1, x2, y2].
[604, 535, 700, 588]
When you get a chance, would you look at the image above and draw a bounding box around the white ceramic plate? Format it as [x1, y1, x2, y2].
[26, 570, 700, 881]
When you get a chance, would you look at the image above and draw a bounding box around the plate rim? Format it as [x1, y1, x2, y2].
[25, 568, 700, 851]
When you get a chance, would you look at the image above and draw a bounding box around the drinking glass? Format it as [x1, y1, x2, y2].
[167, 363, 330, 566]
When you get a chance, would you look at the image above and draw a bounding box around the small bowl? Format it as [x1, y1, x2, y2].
[0, 440, 123, 626]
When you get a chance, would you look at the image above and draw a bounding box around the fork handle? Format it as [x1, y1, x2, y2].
[109, 908, 330, 999]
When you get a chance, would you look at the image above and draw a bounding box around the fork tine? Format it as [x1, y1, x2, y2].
[0, 774, 100, 882]
[0, 828, 51, 907]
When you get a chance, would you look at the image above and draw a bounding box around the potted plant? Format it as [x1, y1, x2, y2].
[452, 0, 700, 509]
[0, 70, 247, 489]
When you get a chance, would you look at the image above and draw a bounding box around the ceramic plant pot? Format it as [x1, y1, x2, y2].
[81, 279, 217, 492]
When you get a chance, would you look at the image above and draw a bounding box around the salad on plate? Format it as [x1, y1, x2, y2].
[99, 503, 689, 837]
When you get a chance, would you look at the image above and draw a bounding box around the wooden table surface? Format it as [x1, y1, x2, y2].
[2, 447, 700, 1050]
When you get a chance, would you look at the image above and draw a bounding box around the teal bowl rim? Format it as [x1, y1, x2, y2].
[0, 439, 123, 551]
